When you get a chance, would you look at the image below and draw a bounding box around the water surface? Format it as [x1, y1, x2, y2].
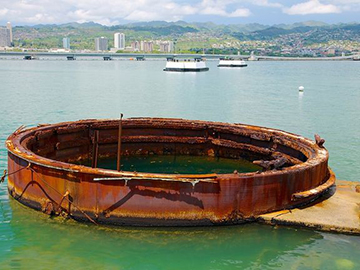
[0, 59, 359, 269]
[76, 155, 260, 174]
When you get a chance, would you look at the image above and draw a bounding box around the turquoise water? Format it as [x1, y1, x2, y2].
[0, 59, 359, 269]
[76, 155, 260, 174]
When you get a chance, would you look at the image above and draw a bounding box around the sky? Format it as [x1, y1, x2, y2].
[0, 0, 360, 26]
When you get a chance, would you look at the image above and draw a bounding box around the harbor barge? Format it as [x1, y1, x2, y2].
[164, 58, 209, 72]
[218, 58, 248, 67]
[6, 118, 335, 226]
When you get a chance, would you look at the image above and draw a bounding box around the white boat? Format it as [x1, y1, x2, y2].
[163, 58, 209, 72]
[218, 58, 247, 67]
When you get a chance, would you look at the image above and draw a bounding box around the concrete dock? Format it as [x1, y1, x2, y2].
[258, 180, 360, 235]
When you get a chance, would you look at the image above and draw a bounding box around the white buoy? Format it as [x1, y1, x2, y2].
[299, 86, 304, 92]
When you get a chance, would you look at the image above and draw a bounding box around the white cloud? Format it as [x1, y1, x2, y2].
[328, 0, 360, 3]
[199, 0, 251, 17]
[0, 8, 9, 16]
[229, 8, 252, 17]
[0, 0, 358, 25]
[326, 0, 360, 11]
[283, 0, 341, 15]
[125, 10, 168, 21]
[0, 0, 253, 25]
[250, 0, 283, 8]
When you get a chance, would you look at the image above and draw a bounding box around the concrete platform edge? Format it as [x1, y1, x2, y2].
[256, 180, 360, 236]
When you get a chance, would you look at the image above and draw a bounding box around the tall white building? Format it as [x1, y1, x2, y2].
[114, 33, 125, 50]
[0, 26, 11, 47]
[63, 37, 70, 49]
[6, 22, 12, 44]
[95, 37, 108, 51]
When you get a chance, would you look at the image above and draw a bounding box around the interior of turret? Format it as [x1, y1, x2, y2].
[21, 119, 310, 174]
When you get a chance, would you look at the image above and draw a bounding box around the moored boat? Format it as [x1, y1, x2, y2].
[67, 55, 76, 61]
[23, 55, 38, 60]
[164, 58, 209, 72]
[218, 58, 247, 67]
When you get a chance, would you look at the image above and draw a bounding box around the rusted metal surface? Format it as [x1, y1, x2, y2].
[6, 118, 335, 226]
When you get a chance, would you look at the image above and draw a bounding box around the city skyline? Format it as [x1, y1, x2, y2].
[1, 0, 360, 26]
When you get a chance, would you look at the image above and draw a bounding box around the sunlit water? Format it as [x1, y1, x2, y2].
[0, 59, 359, 269]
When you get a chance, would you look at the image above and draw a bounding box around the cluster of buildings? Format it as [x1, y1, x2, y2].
[0, 22, 13, 48]
[58, 33, 175, 53]
[94, 34, 126, 51]
[92, 33, 174, 53]
[89, 33, 174, 53]
[61, 34, 124, 51]
[72, 33, 124, 51]
[209, 38, 359, 57]
[130, 40, 174, 53]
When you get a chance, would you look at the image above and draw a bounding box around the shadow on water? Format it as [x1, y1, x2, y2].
[1, 198, 359, 270]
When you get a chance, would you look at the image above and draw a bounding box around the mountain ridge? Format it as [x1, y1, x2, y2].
[10, 20, 360, 54]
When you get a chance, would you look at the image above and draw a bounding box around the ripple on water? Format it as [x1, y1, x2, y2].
[0, 60, 359, 269]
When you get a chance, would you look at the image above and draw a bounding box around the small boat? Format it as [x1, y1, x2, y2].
[23, 55, 38, 60]
[353, 56, 360, 61]
[218, 58, 247, 67]
[67, 55, 76, 61]
[163, 58, 209, 72]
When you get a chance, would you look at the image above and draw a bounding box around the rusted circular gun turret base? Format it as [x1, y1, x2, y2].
[6, 118, 335, 226]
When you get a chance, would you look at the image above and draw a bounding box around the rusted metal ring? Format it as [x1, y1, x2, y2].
[6, 118, 335, 226]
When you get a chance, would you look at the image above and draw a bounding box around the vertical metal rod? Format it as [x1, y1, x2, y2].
[117, 113, 124, 171]
[92, 130, 99, 168]
[94, 130, 99, 168]
[91, 131, 96, 168]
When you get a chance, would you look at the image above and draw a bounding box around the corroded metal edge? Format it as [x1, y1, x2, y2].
[292, 169, 336, 201]
[6, 118, 328, 181]
[5, 118, 334, 226]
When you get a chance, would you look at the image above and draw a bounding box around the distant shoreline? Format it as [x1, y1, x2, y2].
[0, 51, 359, 61]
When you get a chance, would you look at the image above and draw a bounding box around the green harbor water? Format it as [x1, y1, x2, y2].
[0, 59, 359, 269]
[76, 155, 260, 174]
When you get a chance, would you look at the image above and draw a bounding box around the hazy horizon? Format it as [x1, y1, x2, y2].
[2, 19, 360, 28]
